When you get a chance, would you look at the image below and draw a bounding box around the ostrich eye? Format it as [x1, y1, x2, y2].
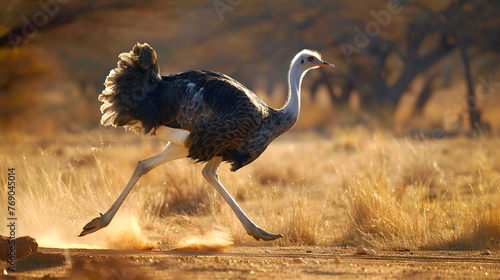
[307, 56, 314, 61]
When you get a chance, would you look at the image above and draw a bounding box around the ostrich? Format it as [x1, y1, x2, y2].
[79, 43, 334, 241]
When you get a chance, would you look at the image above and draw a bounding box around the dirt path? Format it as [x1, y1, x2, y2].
[4, 246, 500, 279]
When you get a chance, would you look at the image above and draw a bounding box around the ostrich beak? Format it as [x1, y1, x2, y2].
[318, 61, 335, 68]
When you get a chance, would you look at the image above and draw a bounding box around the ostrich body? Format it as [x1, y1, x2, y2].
[80, 43, 334, 240]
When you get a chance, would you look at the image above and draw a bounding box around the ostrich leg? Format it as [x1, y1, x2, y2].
[202, 157, 283, 241]
[79, 143, 188, 236]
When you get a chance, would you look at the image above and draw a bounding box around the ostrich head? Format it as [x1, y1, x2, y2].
[291, 49, 335, 73]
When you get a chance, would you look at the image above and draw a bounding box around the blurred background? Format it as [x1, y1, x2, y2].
[1, 0, 500, 254]
[1, 0, 499, 138]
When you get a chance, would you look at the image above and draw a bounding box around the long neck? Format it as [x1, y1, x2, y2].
[281, 62, 304, 120]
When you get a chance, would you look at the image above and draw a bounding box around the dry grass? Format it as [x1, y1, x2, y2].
[0, 127, 499, 251]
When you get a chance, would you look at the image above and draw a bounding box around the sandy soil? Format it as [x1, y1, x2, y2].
[3, 246, 500, 279]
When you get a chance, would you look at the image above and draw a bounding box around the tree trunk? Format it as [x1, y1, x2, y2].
[457, 33, 481, 134]
[415, 76, 435, 114]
